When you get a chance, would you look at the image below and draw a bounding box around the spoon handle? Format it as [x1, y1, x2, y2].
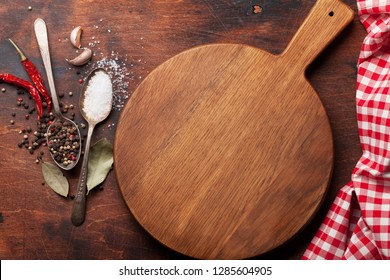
[71, 124, 94, 226]
[33, 18, 61, 116]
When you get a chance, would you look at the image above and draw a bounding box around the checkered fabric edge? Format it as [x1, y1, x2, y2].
[302, 0, 390, 260]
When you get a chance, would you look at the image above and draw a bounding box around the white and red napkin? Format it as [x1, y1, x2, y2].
[303, 0, 390, 260]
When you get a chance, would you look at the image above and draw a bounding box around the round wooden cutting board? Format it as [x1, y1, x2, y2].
[114, 0, 353, 259]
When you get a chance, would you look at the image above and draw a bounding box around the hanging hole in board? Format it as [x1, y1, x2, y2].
[329, 11, 334, 17]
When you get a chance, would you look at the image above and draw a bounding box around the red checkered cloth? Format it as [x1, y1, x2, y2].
[303, 0, 390, 260]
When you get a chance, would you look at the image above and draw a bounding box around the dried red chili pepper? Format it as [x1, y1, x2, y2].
[0, 73, 43, 119]
[9, 39, 52, 113]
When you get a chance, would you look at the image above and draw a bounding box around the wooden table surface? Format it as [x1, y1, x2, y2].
[0, 0, 364, 260]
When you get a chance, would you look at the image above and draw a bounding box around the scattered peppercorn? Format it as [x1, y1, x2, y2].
[7, 85, 83, 167]
[17, 88, 26, 95]
[1, 88, 6, 93]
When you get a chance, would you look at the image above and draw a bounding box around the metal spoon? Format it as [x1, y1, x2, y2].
[34, 18, 82, 170]
[71, 68, 113, 226]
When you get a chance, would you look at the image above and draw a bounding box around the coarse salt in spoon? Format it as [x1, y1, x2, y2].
[71, 68, 113, 226]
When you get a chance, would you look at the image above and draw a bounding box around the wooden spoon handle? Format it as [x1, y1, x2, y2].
[282, 0, 354, 69]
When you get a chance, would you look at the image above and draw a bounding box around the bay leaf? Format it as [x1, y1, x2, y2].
[42, 162, 69, 197]
[87, 138, 114, 194]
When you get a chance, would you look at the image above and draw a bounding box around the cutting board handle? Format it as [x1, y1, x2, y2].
[282, 0, 354, 69]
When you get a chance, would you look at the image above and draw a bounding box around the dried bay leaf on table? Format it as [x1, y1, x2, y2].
[87, 138, 114, 194]
[42, 162, 69, 197]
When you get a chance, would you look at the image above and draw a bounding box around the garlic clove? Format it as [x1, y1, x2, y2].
[70, 26, 82, 49]
[67, 48, 92, 66]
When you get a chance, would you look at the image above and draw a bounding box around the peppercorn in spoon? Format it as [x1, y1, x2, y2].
[34, 18, 82, 170]
[71, 68, 113, 226]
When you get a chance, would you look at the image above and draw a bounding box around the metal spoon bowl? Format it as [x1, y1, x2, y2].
[71, 68, 113, 226]
[34, 18, 82, 170]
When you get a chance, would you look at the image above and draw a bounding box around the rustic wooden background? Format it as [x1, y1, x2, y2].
[0, 0, 363, 259]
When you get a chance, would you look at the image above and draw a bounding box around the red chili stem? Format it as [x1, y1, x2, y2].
[9, 38, 52, 113]
[0, 73, 43, 120]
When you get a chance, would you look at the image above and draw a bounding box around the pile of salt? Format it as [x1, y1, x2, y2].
[82, 71, 113, 122]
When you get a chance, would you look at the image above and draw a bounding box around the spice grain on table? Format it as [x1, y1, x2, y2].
[0, 0, 364, 259]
